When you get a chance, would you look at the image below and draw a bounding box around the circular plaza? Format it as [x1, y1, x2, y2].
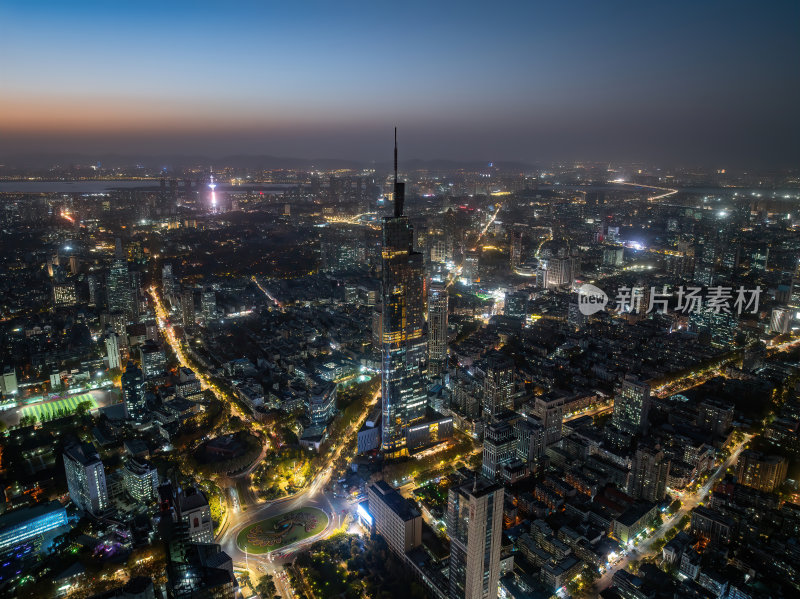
[236, 507, 328, 554]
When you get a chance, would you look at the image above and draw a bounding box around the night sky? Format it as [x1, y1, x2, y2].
[1, 0, 798, 166]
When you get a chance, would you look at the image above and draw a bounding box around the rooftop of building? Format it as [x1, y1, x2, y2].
[64, 441, 102, 466]
[368, 480, 421, 521]
[0, 500, 65, 532]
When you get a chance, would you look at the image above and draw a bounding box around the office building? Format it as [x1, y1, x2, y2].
[447, 475, 504, 599]
[162, 517, 235, 599]
[483, 353, 514, 418]
[427, 283, 449, 378]
[612, 376, 651, 435]
[87, 274, 99, 307]
[177, 487, 214, 544]
[181, 288, 195, 328]
[504, 290, 528, 320]
[482, 416, 516, 480]
[201, 288, 216, 322]
[307, 381, 337, 427]
[603, 246, 624, 267]
[64, 442, 108, 516]
[122, 363, 147, 423]
[162, 263, 174, 298]
[108, 257, 133, 316]
[514, 416, 545, 465]
[531, 393, 565, 446]
[381, 132, 427, 454]
[106, 332, 122, 370]
[366, 481, 422, 556]
[1, 365, 18, 395]
[771, 307, 792, 334]
[139, 340, 166, 380]
[123, 458, 159, 503]
[53, 282, 77, 307]
[0, 501, 69, 553]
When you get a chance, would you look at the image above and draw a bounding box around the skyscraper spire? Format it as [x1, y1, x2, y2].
[393, 127, 405, 218]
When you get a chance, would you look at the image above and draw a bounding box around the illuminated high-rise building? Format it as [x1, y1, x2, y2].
[381, 130, 427, 454]
[612, 376, 651, 435]
[181, 288, 195, 328]
[736, 450, 788, 493]
[447, 475, 504, 599]
[63, 442, 108, 516]
[122, 363, 147, 424]
[427, 283, 448, 378]
[630, 443, 670, 502]
[162, 263, 174, 298]
[105, 332, 122, 370]
[201, 288, 216, 322]
[108, 257, 133, 316]
[483, 352, 514, 419]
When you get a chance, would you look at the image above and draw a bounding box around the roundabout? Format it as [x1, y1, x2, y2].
[236, 507, 328, 554]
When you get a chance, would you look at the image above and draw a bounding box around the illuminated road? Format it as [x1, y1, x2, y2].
[652, 366, 726, 399]
[323, 211, 379, 230]
[446, 202, 503, 289]
[767, 335, 800, 355]
[252, 275, 284, 309]
[563, 403, 613, 422]
[148, 286, 254, 425]
[593, 435, 752, 592]
[609, 180, 679, 203]
[218, 387, 380, 583]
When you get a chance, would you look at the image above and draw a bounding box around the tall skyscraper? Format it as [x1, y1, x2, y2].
[105, 332, 122, 370]
[510, 230, 523, 270]
[162, 263, 174, 298]
[514, 416, 545, 466]
[87, 274, 98, 307]
[482, 416, 516, 480]
[381, 131, 427, 454]
[531, 393, 565, 446]
[612, 376, 651, 435]
[108, 257, 133, 316]
[63, 442, 108, 516]
[483, 352, 514, 419]
[447, 475, 504, 599]
[139, 340, 166, 380]
[630, 443, 670, 502]
[427, 283, 448, 378]
[181, 288, 195, 328]
[201, 288, 216, 322]
[122, 363, 146, 423]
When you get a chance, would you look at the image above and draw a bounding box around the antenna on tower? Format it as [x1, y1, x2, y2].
[393, 127, 404, 218]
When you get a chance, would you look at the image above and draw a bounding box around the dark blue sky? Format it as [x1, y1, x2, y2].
[1, 0, 798, 166]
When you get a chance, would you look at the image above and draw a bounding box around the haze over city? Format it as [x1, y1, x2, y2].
[2, 0, 799, 166]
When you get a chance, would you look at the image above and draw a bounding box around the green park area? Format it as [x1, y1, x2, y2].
[20, 393, 98, 423]
[237, 507, 328, 554]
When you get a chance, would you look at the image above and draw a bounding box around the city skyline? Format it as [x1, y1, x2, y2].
[2, 0, 799, 166]
[2, 2, 800, 598]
